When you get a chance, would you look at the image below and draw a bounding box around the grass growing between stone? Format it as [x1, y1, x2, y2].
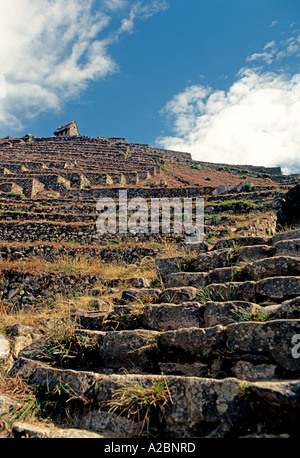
[102, 303, 145, 331]
[195, 286, 237, 304]
[238, 382, 252, 398]
[38, 316, 99, 368]
[235, 306, 271, 322]
[106, 376, 173, 436]
[0, 367, 48, 433]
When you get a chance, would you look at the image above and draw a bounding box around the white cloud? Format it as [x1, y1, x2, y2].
[0, 0, 168, 136]
[157, 68, 300, 174]
[246, 40, 277, 64]
[110, 0, 169, 39]
[158, 30, 300, 174]
[246, 33, 300, 65]
[102, 0, 128, 11]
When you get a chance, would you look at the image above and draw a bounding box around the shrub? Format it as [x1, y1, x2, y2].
[109, 237, 121, 245]
[211, 215, 221, 225]
[244, 182, 253, 192]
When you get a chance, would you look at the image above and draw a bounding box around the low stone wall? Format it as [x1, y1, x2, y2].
[0, 269, 101, 308]
[0, 243, 159, 264]
[73, 186, 214, 199]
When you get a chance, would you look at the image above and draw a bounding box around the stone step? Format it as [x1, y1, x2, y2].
[8, 357, 300, 437]
[236, 244, 273, 263]
[159, 287, 198, 304]
[156, 235, 299, 282]
[73, 294, 300, 334]
[227, 319, 300, 372]
[212, 236, 270, 251]
[120, 288, 162, 303]
[18, 316, 300, 379]
[166, 256, 300, 291]
[257, 276, 300, 301]
[274, 239, 300, 257]
[11, 422, 109, 438]
[272, 229, 300, 244]
[166, 272, 208, 288]
[20, 328, 161, 374]
[74, 288, 300, 332]
[264, 297, 300, 320]
[204, 297, 300, 326]
[155, 257, 186, 282]
[187, 249, 232, 272]
[199, 276, 300, 304]
[159, 325, 225, 356]
[203, 301, 261, 327]
[243, 256, 300, 280]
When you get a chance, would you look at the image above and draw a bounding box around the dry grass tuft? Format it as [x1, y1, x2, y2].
[106, 376, 173, 435]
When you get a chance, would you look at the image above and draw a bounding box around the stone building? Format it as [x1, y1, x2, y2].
[53, 121, 80, 137]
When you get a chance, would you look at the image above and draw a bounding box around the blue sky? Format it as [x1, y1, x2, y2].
[0, 0, 299, 172]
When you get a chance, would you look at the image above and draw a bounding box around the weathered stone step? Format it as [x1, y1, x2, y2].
[20, 328, 161, 373]
[160, 325, 225, 355]
[123, 273, 300, 308]
[120, 288, 162, 303]
[166, 272, 207, 288]
[156, 240, 300, 283]
[203, 276, 300, 303]
[159, 287, 198, 303]
[272, 229, 300, 244]
[19, 316, 300, 379]
[72, 295, 300, 335]
[212, 236, 270, 251]
[11, 422, 109, 438]
[204, 297, 300, 326]
[8, 357, 300, 437]
[187, 248, 232, 272]
[236, 244, 272, 263]
[243, 256, 300, 280]
[160, 275, 300, 305]
[155, 256, 186, 282]
[166, 255, 300, 288]
[274, 239, 300, 257]
[257, 276, 300, 301]
[264, 297, 300, 320]
[227, 319, 300, 371]
[176, 256, 300, 287]
[203, 301, 261, 327]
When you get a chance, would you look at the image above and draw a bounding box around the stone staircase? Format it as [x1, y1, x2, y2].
[7, 228, 300, 438]
[0, 134, 299, 438]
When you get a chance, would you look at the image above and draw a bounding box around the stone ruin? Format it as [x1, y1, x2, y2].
[0, 123, 299, 439]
